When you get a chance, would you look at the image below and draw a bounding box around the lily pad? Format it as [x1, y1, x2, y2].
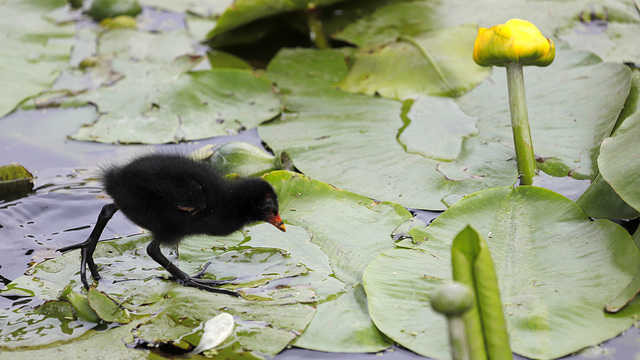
[87, 287, 131, 324]
[201, 142, 287, 177]
[363, 186, 640, 360]
[597, 111, 640, 213]
[56, 29, 282, 144]
[0, 0, 74, 117]
[337, 24, 491, 99]
[262, 171, 411, 352]
[576, 172, 640, 219]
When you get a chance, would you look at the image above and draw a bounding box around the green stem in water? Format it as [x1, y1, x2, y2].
[307, 3, 329, 49]
[505, 62, 536, 185]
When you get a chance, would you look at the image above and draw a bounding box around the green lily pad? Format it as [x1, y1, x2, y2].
[576, 70, 640, 219]
[333, 0, 580, 47]
[0, 228, 315, 357]
[597, 111, 640, 213]
[0, 319, 148, 360]
[262, 171, 411, 352]
[337, 24, 491, 99]
[363, 186, 640, 360]
[0, 0, 74, 117]
[576, 172, 640, 219]
[54, 29, 281, 144]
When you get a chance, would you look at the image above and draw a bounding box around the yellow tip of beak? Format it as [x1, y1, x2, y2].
[269, 214, 287, 232]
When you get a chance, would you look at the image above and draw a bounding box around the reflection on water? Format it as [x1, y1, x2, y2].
[0, 171, 139, 306]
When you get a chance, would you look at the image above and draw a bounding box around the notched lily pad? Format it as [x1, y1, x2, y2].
[364, 186, 640, 360]
[337, 24, 491, 99]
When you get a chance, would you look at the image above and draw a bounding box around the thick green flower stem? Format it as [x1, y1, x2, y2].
[505, 62, 536, 185]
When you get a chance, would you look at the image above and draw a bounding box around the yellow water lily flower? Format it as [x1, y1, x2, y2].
[473, 19, 555, 67]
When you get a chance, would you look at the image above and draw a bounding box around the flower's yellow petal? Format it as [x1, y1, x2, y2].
[473, 18, 555, 67]
[527, 38, 555, 67]
[473, 24, 517, 66]
[507, 19, 551, 64]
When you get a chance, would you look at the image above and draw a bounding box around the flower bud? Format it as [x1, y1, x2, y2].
[473, 19, 555, 67]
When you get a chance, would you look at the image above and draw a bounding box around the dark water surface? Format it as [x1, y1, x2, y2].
[0, 107, 636, 359]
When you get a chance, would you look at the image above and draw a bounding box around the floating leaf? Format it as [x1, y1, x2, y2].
[206, 141, 282, 177]
[57, 30, 282, 144]
[87, 287, 131, 324]
[337, 24, 491, 99]
[0, 0, 74, 117]
[261, 171, 410, 352]
[597, 111, 640, 213]
[363, 186, 640, 360]
[206, 0, 344, 39]
[60, 284, 100, 323]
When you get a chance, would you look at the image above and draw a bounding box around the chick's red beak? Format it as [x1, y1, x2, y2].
[268, 213, 286, 232]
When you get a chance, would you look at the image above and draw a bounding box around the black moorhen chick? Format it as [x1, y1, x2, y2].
[58, 153, 286, 296]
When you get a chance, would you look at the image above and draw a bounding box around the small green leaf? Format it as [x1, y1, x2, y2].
[0, 163, 34, 200]
[87, 287, 131, 324]
[59, 284, 101, 323]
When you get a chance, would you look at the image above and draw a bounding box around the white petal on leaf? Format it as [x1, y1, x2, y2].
[189, 312, 235, 355]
